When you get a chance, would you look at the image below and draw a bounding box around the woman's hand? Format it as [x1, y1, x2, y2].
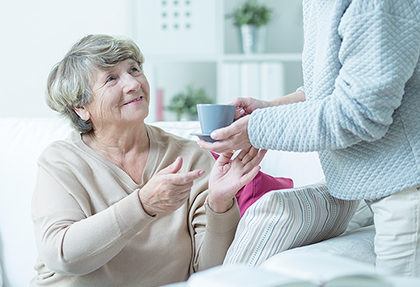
[197, 115, 251, 154]
[233, 97, 271, 119]
[139, 157, 204, 216]
[207, 147, 267, 213]
[234, 91, 305, 119]
[198, 92, 306, 153]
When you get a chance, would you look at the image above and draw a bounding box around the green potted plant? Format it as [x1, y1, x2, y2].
[167, 85, 213, 121]
[228, 0, 273, 54]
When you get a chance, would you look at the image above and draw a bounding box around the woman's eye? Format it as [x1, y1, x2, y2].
[130, 67, 140, 73]
[105, 76, 116, 84]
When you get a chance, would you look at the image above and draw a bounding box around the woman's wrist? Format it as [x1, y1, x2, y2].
[271, 90, 305, 106]
[137, 190, 157, 217]
[206, 194, 234, 213]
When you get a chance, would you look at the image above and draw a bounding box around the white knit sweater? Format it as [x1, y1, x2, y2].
[249, 0, 420, 200]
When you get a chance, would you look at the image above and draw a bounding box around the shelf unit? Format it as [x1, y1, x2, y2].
[134, 0, 303, 121]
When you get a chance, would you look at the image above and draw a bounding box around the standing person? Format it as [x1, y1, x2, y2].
[31, 34, 266, 287]
[198, 0, 420, 277]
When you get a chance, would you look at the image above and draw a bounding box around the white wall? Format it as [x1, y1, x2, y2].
[0, 0, 133, 118]
[0, 0, 304, 119]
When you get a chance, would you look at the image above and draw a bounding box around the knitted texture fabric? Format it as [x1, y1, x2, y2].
[248, 0, 420, 200]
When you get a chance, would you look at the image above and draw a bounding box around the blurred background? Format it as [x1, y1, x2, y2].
[0, 0, 303, 121]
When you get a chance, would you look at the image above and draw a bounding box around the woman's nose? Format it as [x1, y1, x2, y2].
[122, 73, 141, 93]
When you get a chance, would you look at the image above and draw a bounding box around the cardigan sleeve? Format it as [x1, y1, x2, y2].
[187, 152, 240, 272]
[248, 8, 420, 152]
[32, 166, 156, 275]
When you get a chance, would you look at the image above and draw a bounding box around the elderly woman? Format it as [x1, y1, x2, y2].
[31, 34, 265, 287]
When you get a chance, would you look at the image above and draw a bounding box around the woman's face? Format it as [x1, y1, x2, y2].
[80, 58, 150, 131]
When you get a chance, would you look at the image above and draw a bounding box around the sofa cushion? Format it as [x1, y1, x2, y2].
[0, 118, 72, 287]
[223, 183, 359, 266]
[270, 225, 376, 266]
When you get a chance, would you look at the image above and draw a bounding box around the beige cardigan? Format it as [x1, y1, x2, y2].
[31, 125, 240, 287]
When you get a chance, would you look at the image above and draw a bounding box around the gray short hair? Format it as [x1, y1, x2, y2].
[46, 34, 144, 133]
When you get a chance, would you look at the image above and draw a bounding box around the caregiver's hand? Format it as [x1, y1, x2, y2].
[234, 91, 306, 119]
[234, 97, 271, 119]
[207, 147, 266, 213]
[197, 115, 251, 153]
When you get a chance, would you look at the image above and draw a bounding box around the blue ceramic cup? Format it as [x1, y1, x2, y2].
[197, 104, 235, 135]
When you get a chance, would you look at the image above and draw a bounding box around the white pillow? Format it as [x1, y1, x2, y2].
[224, 183, 359, 266]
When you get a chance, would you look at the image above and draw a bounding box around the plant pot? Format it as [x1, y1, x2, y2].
[239, 24, 266, 54]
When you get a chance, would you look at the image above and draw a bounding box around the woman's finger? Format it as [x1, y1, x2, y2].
[216, 151, 234, 166]
[235, 108, 246, 119]
[197, 139, 236, 154]
[233, 97, 248, 109]
[210, 124, 237, 141]
[243, 149, 267, 172]
[158, 157, 183, 175]
[240, 147, 258, 164]
[234, 146, 251, 161]
[169, 169, 205, 186]
[240, 166, 261, 187]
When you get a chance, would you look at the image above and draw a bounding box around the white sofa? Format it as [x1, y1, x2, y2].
[0, 117, 367, 287]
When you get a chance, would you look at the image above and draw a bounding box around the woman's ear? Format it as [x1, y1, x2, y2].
[74, 106, 90, 121]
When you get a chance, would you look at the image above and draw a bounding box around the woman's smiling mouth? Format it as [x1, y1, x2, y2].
[123, 96, 144, 106]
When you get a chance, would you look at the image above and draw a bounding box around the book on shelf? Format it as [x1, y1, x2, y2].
[219, 62, 285, 104]
[240, 63, 260, 99]
[155, 88, 164, 121]
[186, 251, 393, 287]
[219, 63, 241, 104]
[260, 62, 285, 101]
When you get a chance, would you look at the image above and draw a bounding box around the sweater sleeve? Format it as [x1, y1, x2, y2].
[190, 195, 240, 272]
[248, 8, 420, 152]
[32, 166, 156, 275]
[187, 154, 240, 272]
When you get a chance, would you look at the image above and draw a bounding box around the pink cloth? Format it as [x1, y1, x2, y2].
[210, 152, 294, 216]
[236, 172, 294, 216]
